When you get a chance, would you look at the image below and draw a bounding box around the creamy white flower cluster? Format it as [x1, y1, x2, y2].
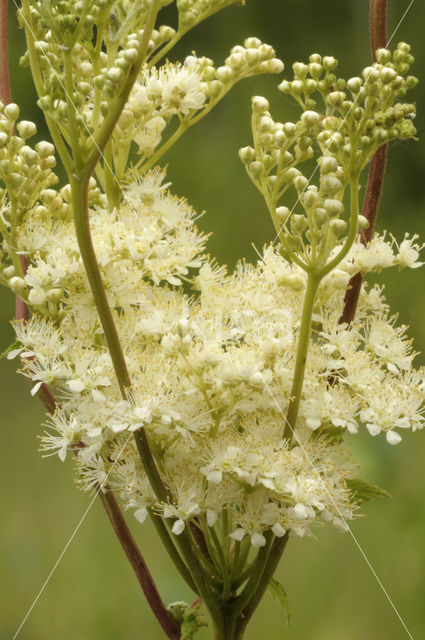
[3, 169, 205, 315]
[7, 204, 424, 542]
[3, 2, 423, 553]
[119, 39, 283, 162]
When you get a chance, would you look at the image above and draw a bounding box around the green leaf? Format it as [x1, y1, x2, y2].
[268, 578, 290, 629]
[168, 600, 207, 640]
[346, 478, 392, 504]
[0, 340, 23, 360]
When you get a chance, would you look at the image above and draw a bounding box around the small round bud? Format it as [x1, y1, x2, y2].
[283, 122, 296, 137]
[4, 265, 15, 278]
[239, 146, 256, 164]
[347, 77, 363, 93]
[249, 161, 265, 179]
[226, 53, 245, 71]
[301, 110, 320, 126]
[47, 288, 63, 302]
[330, 219, 347, 235]
[358, 215, 369, 230]
[4, 103, 20, 121]
[17, 120, 37, 139]
[36, 141, 55, 158]
[323, 56, 338, 71]
[244, 37, 262, 49]
[9, 276, 26, 294]
[251, 96, 269, 113]
[309, 62, 323, 79]
[215, 66, 232, 83]
[124, 48, 139, 63]
[8, 173, 22, 188]
[287, 274, 305, 291]
[41, 189, 58, 205]
[28, 287, 47, 306]
[324, 198, 344, 216]
[267, 58, 284, 74]
[313, 208, 328, 225]
[0, 132, 8, 147]
[291, 214, 308, 233]
[294, 175, 308, 191]
[276, 206, 290, 222]
[321, 175, 343, 195]
[376, 48, 391, 64]
[293, 62, 308, 79]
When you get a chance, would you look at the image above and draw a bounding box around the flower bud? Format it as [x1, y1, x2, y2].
[4, 103, 20, 121]
[324, 199, 344, 216]
[28, 287, 47, 306]
[330, 219, 347, 235]
[36, 141, 55, 158]
[301, 110, 320, 126]
[17, 120, 37, 139]
[9, 276, 26, 294]
[358, 215, 369, 230]
[276, 206, 290, 222]
[251, 96, 269, 113]
[215, 66, 232, 83]
[287, 274, 305, 291]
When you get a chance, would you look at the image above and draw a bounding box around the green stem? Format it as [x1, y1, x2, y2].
[283, 273, 320, 439]
[85, 0, 161, 176]
[234, 535, 289, 640]
[149, 509, 198, 593]
[231, 532, 274, 620]
[70, 174, 131, 393]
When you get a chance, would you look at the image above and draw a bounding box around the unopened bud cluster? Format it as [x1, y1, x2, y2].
[241, 44, 418, 271]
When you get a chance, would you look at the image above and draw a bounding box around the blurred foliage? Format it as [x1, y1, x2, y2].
[1, 1, 425, 639]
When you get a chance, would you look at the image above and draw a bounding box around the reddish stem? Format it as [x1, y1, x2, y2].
[1, 7, 180, 638]
[0, 0, 11, 105]
[100, 490, 181, 640]
[339, 0, 388, 326]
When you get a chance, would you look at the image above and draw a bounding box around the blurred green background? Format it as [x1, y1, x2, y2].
[2, 1, 425, 638]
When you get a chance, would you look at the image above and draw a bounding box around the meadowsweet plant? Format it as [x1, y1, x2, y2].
[0, 1, 423, 639]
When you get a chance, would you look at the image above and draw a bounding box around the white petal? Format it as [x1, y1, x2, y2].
[206, 510, 218, 527]
[251, 532, 266, 547]
[386, 430, 402, 445]
[366, 423, 381, 436]
[7, 348, 23, 360]
[58, 446, 67, 462]
[207, 470, 222, 484]
[31, 380, 43, 396]
[272, 524, 287, 538]
[172, 519, 185, 535]
[92, 389, 106, 403]
[68, 379, 86, 393]
[110, 423, 127, 434]
[306, 418, 321, 430]
[260, 478, 276, 490]
[294, 503, 309, 520]
[229, 528, 246, 542]
[134, 507, 148, 523]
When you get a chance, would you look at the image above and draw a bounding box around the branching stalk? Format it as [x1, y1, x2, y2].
[339, 0, 388, 325]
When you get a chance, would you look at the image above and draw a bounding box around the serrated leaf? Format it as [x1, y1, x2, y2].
[268, 578, 290, 629]
[0, 340, 23, 360]
[179, 601, 207, 640]
[346, 478, 392, 504]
